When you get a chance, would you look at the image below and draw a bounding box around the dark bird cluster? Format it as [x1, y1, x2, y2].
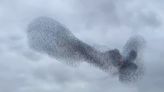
[27, 17, 146, 83]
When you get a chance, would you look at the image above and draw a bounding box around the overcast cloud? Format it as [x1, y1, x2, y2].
[0, 0, 164, 92]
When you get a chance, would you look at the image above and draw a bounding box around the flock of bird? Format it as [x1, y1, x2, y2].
[27, 17, 146, 83]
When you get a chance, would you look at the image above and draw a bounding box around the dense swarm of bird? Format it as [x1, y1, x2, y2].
[27, 17, 146, 83]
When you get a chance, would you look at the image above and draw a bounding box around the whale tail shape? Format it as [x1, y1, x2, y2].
[27, 17, 146, 83]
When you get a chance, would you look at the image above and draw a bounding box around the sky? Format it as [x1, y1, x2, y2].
[0, 0, 164, 92]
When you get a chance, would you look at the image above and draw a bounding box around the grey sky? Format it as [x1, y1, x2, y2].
[0, 0, 164, 92]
